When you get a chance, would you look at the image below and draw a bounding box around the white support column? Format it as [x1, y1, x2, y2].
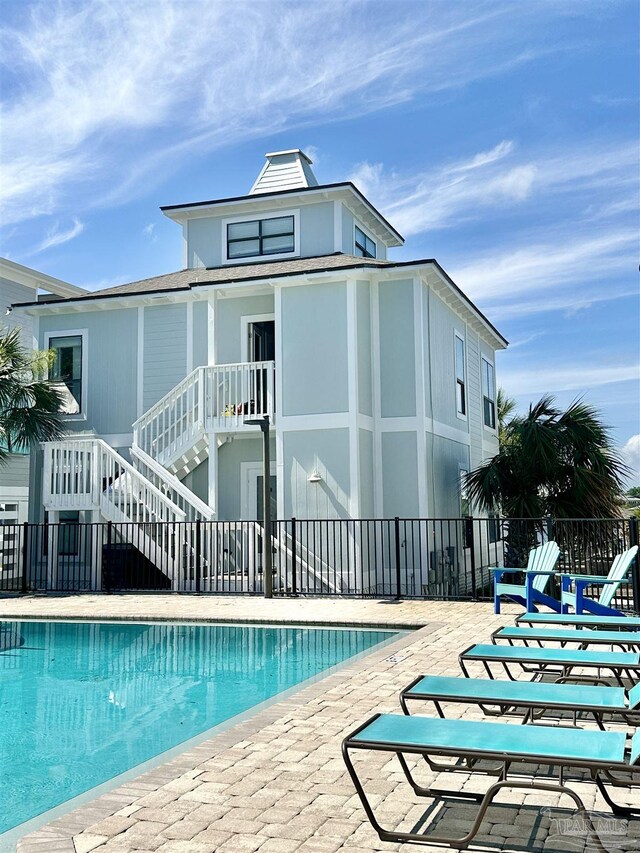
[207, 294, 216, 366]
[91, 509, 103, 591]
[47, 510, 59, 590]
[207, 433, 218, 517]
[346, 279, 361, 590]
[370, 279, 383, 517]
[186, 299, 193, 373]
[414, 278, 429, 518]
[274, 285, 285, 520]
[136, 306, 144, 418]
[346, 280, 360, 519]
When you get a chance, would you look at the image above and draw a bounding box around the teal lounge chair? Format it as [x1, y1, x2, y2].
[399, 674, 640, 728]
[492, 540, 560, 614]
[560, 546, 639, 617]
[492, 624, 640, 650]
[516, 612, 640, 630]
[343, 714, 640, 849]
[459, 642, 640, 686]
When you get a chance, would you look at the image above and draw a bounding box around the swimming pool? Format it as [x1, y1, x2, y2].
[0, 620, 394, 834]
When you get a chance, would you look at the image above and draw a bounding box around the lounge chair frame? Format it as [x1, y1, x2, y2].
[458, 643, 640, 688]
[342, 713, 639, 850]
[516, 612, 640, 630]
[399, 673, 640, 730]
[490, 625, 640, 652]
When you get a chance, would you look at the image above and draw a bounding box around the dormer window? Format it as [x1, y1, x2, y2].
[226, 214, 295, 261]
[354, 225, 376, 259]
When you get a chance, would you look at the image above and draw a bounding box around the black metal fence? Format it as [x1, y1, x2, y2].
[1, 516, 638, 610]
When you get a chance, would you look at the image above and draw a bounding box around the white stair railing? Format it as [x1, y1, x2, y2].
[43, 439, 187, 586]
[133, 367, 205, 465]
[132, 361, 275, 464]
[130, 446, 214, 522]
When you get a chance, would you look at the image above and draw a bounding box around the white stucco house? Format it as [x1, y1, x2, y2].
[9, 150, 507, 592]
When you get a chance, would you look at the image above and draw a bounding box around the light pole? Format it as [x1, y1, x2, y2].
[243, 415, 272, 598]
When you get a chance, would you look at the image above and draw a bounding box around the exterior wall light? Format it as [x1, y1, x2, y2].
[308, 472, 322, 483]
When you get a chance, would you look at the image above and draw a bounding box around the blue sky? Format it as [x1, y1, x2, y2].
[1, 0, 638, 482]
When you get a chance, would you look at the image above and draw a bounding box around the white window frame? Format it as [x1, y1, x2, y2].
[353, 221, 377, 259]
[481, 355, 496, 432]
[44, 329, 88, 421]
[454, 330, 467, 421]
[221, 209, 300, 265]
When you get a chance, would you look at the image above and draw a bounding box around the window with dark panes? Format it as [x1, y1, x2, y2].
[455, 335, 466, 416]
[227, 216, 294, 260]
[50, 335, 83, 413]
[482, 358, 496, 429]
[354, 225, 376, 258]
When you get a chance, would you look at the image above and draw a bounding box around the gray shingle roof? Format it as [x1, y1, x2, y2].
[95, 253, 391, 296]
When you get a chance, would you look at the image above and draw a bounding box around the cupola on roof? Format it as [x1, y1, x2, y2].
[250, 149, 319, 195]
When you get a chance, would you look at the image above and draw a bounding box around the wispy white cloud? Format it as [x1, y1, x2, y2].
[349, 138, 637, 236]
[451, 228, 638, 304]
[499, 362, 640, 397]
[350, 135, 636, 320]
[142, 223, 157, 242]
[81, 273, 132, 291]
[0, 0, 584, 227]
[30, 217, 84, 255]
[621, 434, 640, 486]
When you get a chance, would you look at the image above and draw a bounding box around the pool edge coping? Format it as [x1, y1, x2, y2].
[14, 621, 441, 853]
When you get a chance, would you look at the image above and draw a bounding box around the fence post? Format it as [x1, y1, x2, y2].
[21, 522, 29, 594]
[467, 517, 477, 600]
[544, 515, 554, 543]
[105, 521, 112, 593]
[290, 517, 298, 597]
[394, 517, 402, 600]
[629, 517, 640, 614]
[195, 520, 202, 593]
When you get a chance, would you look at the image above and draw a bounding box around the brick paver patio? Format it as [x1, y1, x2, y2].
[3, 595, 639, 853]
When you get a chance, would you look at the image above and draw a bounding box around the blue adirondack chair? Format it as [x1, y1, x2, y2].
[492, 540, 561, 614]
[560, 546, 639, 617]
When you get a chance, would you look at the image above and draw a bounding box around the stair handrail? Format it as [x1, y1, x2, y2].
[130, 445, 214, 521]
[132, 366, 204, 430]
[132, 366, 206, 462]
[43, 438, 186, 520]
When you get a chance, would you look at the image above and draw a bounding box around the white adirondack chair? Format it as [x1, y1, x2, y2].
[560, 546, 639, 616]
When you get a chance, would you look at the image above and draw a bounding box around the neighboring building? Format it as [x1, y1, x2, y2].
[11, 150, 507, 592]
[1, 258, 86, 526]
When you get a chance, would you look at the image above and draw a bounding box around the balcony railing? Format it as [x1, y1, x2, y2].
[133, 361, 275, 466]
[204, 360, 274, 430]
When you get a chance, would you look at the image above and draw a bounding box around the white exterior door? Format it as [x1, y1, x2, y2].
[241, 462, 276, 521]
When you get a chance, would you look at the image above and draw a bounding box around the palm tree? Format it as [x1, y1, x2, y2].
[497, 387, 516, 445]
[466, 395, 628, 565]
[0, 327, 65, 463]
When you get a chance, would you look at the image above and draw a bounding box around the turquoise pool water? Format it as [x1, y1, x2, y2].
[0, 620, 393, 833]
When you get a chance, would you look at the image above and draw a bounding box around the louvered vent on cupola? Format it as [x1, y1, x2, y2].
[249, 149, 319, 195]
